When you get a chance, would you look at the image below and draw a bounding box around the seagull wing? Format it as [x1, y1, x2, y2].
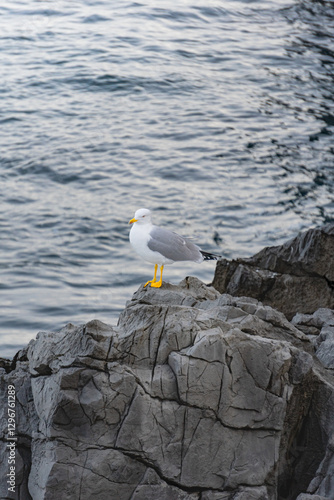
[147, 226, 203, 263]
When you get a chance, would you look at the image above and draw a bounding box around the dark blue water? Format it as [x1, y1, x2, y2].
[1, 0, 333, 357]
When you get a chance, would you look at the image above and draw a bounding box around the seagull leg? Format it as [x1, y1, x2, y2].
[151, 265, 164, 288]
[144, 264, 158, 287]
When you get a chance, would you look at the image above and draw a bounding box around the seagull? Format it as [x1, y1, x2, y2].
[129, 208, 220, 288]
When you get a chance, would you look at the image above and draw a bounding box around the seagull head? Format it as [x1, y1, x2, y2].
[129, 208, 152, 225]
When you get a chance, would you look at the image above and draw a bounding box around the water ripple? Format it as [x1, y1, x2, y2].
[0, 0, 333, 356]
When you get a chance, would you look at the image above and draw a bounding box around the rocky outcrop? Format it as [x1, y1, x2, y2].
[1, 276, 334, 500]
[212, 224, 334, 320]
[292, 308, 334, 370]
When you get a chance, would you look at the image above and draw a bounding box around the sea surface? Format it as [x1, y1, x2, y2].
[1, 0, 333, 358]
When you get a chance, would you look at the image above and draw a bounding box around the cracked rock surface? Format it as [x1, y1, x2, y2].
[1, 277, 334, 499]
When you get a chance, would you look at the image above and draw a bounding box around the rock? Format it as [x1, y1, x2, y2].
[0, 357, 13, 374]
[0, 277, 334, 499]
[292, 309, 334, 369]
[212, 224, 334, 320]
[296, 495, 328, 500]
[0, 354, 38, 500]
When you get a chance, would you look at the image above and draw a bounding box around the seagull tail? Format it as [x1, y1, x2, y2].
[200, 251, 221, 261]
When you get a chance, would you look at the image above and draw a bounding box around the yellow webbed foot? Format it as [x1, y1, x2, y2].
[144, 279, 155, 288]
[150, 265, 164, 288]
[144, 264, 158, 288]
[150, 280, 162, 288]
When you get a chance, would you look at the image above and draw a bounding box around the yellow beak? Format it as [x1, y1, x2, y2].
[129, 218, 138, 224]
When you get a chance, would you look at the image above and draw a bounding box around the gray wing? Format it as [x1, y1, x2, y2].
[148, 225, 203, 263]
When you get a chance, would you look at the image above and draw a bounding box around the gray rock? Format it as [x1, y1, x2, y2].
[292, 308, 334, 369]
[315, 326, 334, 369]
[201, 486, 270, 499]
[296, 495, 328, 500]
[212, 224, 334, 320]
[1, 277, 334, 499]
[0, 357, 38, 500]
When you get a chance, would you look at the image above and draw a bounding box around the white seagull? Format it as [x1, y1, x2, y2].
[129, 208, 220, 288]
